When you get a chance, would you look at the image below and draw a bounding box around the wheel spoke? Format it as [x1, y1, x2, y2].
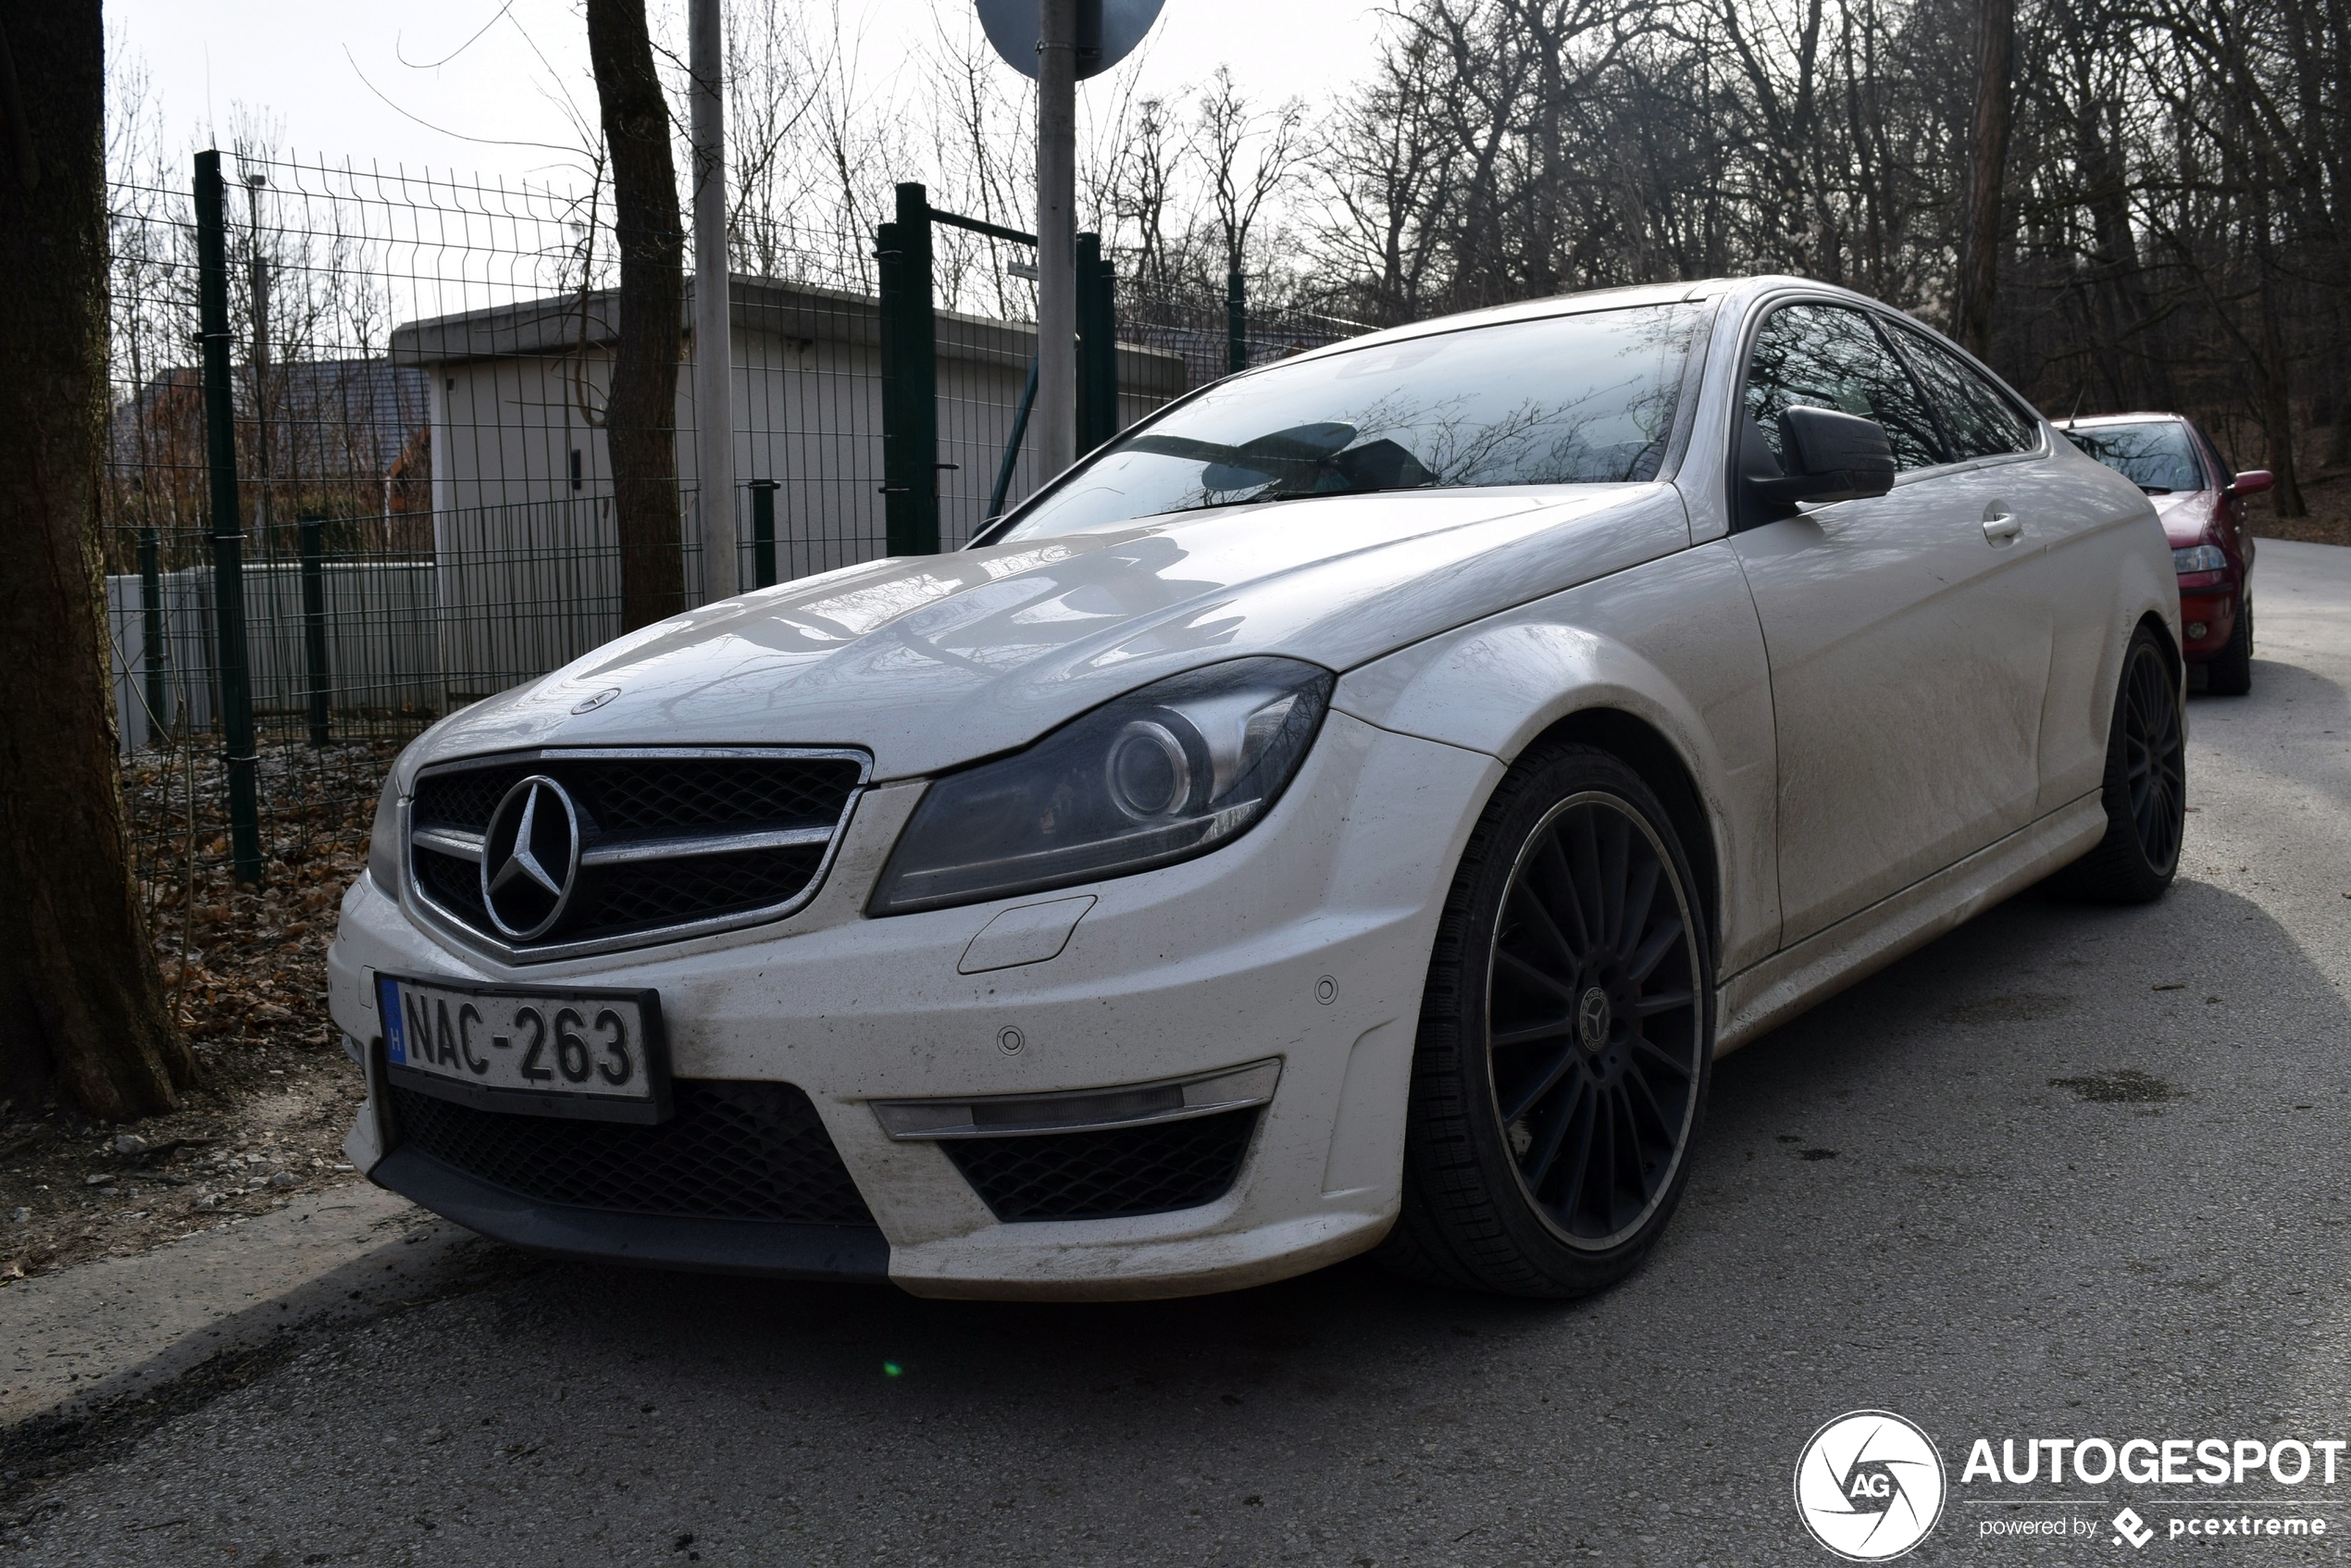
[1633, 988, 1693, 1018]
[1496, 949, 1582, 1006]
[1630, 1033, 1695, 1080]
[1522, 1076, 1589, 1195]
[1622, 1061, 1676, 1161]
[1566, 808, 1607, 951]
[1628, 917, 1685, 984]
[1619, 852, 1662, 960]
[1535, 830, 1593, 954]
[1507, 877, 1582, 975]
[1598, 812, 1629, 947]
[1493, 1018, 1579, 1050]
[1498, 1045, 1579, 1125]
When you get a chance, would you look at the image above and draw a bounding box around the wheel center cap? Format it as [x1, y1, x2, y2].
[1575, 986, 1613, 1053]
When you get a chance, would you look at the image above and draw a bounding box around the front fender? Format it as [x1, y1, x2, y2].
[1333, 541, 1782, 976]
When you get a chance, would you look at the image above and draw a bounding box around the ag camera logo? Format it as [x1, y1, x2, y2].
[1795, 1411, 1947, 1560]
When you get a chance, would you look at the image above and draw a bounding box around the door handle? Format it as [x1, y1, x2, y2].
[1982, 511, 2021, 543]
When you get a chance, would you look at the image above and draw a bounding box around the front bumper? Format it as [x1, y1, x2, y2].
[2176, 573, 2240, 658]
[328, 712, 1500, 1300]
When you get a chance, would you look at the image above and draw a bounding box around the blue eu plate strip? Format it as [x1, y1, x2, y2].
[379, 977, 407, 1064]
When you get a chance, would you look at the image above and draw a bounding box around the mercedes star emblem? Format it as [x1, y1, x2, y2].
[480, 775, 582, 940]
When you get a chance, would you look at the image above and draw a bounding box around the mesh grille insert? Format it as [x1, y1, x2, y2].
[941, 1108, 1260, 1222]
[388, 1078, 877, 1226]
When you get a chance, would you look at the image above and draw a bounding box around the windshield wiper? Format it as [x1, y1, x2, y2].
[1176, 490, 1342, 514]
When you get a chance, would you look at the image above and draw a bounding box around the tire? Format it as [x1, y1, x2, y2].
[2205, 594, 2253, 696]
[2057, 625, 2185, 902]
[1380, 743, 1714, 1298]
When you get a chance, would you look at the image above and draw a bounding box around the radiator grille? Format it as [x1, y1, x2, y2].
[407, 750, 864, 958]
[389, 1078, 877, 1227]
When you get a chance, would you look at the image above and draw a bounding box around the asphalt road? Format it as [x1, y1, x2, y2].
[10, 541, 2351, 1568]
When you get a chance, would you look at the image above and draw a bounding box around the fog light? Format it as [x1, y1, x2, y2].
[2186, 621, 2208, 640]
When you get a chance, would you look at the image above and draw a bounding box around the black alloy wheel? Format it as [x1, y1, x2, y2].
[1383, 744, 1713, 1297]
[2057, 625, 2184, 902]
[1487, 792, 1704, 1248]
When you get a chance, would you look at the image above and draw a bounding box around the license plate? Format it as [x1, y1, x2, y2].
[376, 973, 671, 1124]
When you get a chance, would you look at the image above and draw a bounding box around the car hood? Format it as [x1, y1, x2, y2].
[406, 483, 1690, 782]
[2152, 490, 2218, 545]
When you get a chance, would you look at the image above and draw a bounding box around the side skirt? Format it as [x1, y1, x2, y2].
[1713, 793, 2108, 1056]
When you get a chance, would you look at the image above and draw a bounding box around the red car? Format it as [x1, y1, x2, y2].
[2060, 413, 2270, 694]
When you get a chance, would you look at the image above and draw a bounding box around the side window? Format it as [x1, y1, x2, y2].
[1743, 305, 1945, 472]
[1889, 327, 2037, 460]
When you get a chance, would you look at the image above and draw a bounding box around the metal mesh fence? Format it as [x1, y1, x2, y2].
[104, 152, 1377, 893]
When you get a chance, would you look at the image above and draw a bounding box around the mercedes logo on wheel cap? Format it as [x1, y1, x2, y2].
[1575, 986, 1613, 1053]
[479, 775, 582, 940]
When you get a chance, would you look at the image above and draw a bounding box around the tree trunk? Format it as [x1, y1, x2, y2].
[2252, 220, 2307, 517]
[585, 0, 685, 631]
[0, 6, 194, 1118]
[1951, 0, 2014, 358]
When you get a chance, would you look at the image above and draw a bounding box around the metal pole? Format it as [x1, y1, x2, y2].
[690, 0, 739, 601]
[1035, 0, 1078, 478]
[1227, 268, 1246, 375]
[138, 525, 167, 735]
[750, 479, 777, 589]
[195, 151, 265, 885]
[298, 515, 330, 747]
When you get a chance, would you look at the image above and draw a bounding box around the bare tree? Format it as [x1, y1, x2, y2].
[0, 4, 195, 1118]
[1950, 0, 2015, 355]
[586, 0, 686, 630]
[1192, 68, 1307, 277]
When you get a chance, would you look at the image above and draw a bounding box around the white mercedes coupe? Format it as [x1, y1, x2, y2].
[327, 277, 2183, 1300]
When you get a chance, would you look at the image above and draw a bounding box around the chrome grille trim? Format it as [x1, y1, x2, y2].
[410, 827, 486, 862]
[578, 823, 837, 865]
[403, 745, 870, 965]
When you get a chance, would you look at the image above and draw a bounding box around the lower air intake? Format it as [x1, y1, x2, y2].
[941, 1107, 1260, 1222]
[388, 1078, 875, 1227]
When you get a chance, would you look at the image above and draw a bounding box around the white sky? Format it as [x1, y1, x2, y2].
[107, 0, 1385, 188]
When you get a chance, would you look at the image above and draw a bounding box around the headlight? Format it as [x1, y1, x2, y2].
[870, 656, 1335, 915]
[2172, 544, 2227, 574]
[367, 773, 404, 894]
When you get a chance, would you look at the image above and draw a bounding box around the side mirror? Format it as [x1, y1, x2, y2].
[2227, 468, 2274, 497]
[1755, 405, 1898, 505]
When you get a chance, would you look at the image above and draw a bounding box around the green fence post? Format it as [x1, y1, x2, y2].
[137, 525, 167, 737]
[298, 514, 330, 747]
[877, 182, 939, 555]
[1226, 268, 1246, 376]
[1076, 232, 1120, 454]
[195, 149, 265, 885]
[750, 479, 778, 589]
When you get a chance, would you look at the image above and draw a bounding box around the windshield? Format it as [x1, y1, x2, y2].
[2066, 420, 2207, 493]
[997, 303, 1705, 541]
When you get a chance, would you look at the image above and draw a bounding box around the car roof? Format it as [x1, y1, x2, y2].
[2058, 413, 2193, 429]
[1267, 274, 1958, 373]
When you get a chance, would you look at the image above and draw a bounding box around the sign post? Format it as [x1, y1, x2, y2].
[975, 0, 1164, 478]
[690, 0, 738, 599]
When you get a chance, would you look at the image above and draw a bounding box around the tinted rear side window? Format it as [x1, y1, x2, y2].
[1743, 304, 1945, 471]
[1891, 328, 2037, 460]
